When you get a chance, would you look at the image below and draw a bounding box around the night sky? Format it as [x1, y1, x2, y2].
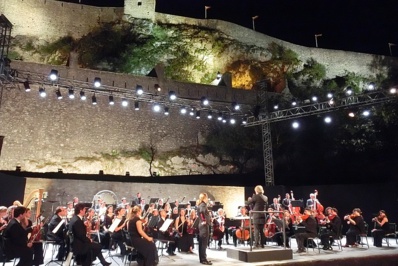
[75, 0, 398, 56]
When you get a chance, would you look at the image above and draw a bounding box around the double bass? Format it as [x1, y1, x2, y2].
[314, 190, 325, 221]
[264, 214, 276, 238]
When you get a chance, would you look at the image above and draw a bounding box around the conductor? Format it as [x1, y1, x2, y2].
[248, 185, 268, 248]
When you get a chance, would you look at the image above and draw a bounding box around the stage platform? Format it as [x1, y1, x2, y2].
[3, 237, 397, 266]
[227, 246, 293, 262]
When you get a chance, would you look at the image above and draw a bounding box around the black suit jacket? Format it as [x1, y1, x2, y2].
[68, 215, 90, 254]
[3, 218, 29, 256]
[248, 193, 268, 224]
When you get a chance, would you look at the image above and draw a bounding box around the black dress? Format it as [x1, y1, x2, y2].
[127, 217, 158, 266]
[177, 218, 194, 252]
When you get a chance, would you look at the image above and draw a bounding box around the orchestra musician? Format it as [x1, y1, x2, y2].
[294, 207, 318, 253]
[274, 210, 294, 247]
[23, 208, 44, 266]
[66, 201, 74, 221]
[343, 208, 366, 247]
[110, 207, 127, 256]
[231, 207, 250, 247]
[248, 185, 268, 249]
[306, 191, 325, 222]
[3, 206, 34, 266]
[126, 205, 158, 266]
[269, 198, 283, 213]
[185, 203, 193, 217]
[175, 208, 194, 253]
[319, 207, 342, 250]
[47, 206, 68, 261]
[72, 197, 79, 207]
[0, 206, 8, 233]
[131, 192, 142, 207]
[68, 203, 111, 266]
[212, 208, 225, 250]
[264, 208, 277, 244]
[146, 208, 160, 237]
[282, 193, 291, 210]
[197, 193, 212, 265]
[157, 209, 177, 256]
[371, 210, 389, 247]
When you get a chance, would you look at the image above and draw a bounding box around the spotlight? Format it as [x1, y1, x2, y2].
[56, 89, 63, 100]
[345, 87, 353, 96]
[367, 82, 375, 90]
[189, 108, 195, 116]
[312, 96, 318, 102]
[327, 92, 333, 99]
[242, 117, 247, 125]
[292, 121, 300, 129]
[108, 95, 114, 105]
[169, 91, 177, 100]
[136, 85, 144, 95]
[222, 116, 227, 123]
[92, 94, 97, 105]
[362, 110, 370, 117]
[230, 118, 236, 124]
[153, 103, 161, 112]
[68, 88, 75, 99]
[232, 102, 240, 111]
[164, 106, 169, 115]
[154, 84, 161, 92]
[134, 101, 140, 110]
[121, 98, 128, 107]
[291, 99, 297, 106]
[217, 112, 223, 121]
[348, 111, 355, 118]
[324, 116, 332, 123]
[180, 107, 187, 114]
[196, 110, 200, 119]
[207, 111, 213, 119]
[93, 77, 101, 88]
[273, 104, 279, 110]
[49, 69, 59, 81]
[23, 81, 31, 92]
[216, 71, 222, 80]
[389, 87, 397, 94]
[39, 87, 46, 97]
[201, 96, 209, 106]
[328, 99, 334, 105]
[80, 90, 86, 100]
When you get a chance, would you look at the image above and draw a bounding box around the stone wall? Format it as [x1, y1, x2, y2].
[24, 177, 244, 220]
[124, 0, 155, 20]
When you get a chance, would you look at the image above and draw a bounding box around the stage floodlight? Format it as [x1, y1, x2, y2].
[136, 85, 144, 95]
[368, 82, 375, 90]
[154, 84, 161, 92]
[56, 89, 62, 100]
[328, 99, 334, 105]
[230, 118, 236, 124]
[164, 106, 169, 115]
[49, 69, 59, 81]
[273, 104, 279, 110]
[93, 77, 101, 88]
[92, 94, 97, 105]
[217, 112, 223, 121]
[108, 95, 114, 105]
[242, 117, 247, 125]
[292, 121, 299, 129]
[291, 99, 297, 106]
[390, 87, 397, 94]
[324, 116, 332, 123]
[345, 87, 353, 96]
[189, 108, 195, 116]
[222, 116, 227, 123]
[232, 102, 240, 111]
[312, 96, 318, 102]
[121, 98, 128, 107]
[180, 107, 187, 114]
[23, 81, 31, 92]
[327, 92, 333, 99]
[348, 111, 355, 118]
[207, 111, 213, 119]
[216, 71, 222, 80]
[196, 110, 200, 119]
[153, 103, 161, 112]
[80, 90, 86, 100]
[68, 88, 75, 99]
[134, 101, 140, 110]
[362, 110, 370, 117]
[39, 87, 46, 98]
[201, 96, 209, 106]
[169, 91, 177, 100]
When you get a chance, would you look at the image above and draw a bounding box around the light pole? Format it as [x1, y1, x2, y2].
[205, 6, 211, 19]
[388, 43, 396, 56]
[315, 33, 322, 48]
[252, 15, 259, 31]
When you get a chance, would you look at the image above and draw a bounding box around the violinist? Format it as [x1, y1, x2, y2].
[157, 209, 177, 256]
[294, 207, 318, 253]
[320, 207, 341, 250]
[146, 208, 160, 237]
[343, 208, 366, 247]
[110, 207, 127, 256]
[176, 208, 194, 253]
[371, 210, 389, 247]
[47, 206, 68, 261]
[248, 185, 268, 249]
[212, 208, 225, 250]
[274, 210, 294, 247]
[3, 206, 34, 266]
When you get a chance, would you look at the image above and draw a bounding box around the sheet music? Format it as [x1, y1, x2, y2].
[108, 218, 121, 233]
[52, 219, 65, 234]
[159, 219, 174, 232]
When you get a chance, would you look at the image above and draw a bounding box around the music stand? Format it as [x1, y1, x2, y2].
[158, 219, 175, 261]
[291, 200, 303, 208]
[149, 198, 159, 204]
[179, 203, 188, 209]
[189, 201, 196, 207]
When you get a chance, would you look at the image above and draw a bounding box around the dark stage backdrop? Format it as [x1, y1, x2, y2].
[246, 182, 398, 234]
[0, 172, 26, 206]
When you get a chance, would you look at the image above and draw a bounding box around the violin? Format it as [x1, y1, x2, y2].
[264, 216, 276, 237]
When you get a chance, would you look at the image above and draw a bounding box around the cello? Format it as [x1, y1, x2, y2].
[264, 211, 276, 238]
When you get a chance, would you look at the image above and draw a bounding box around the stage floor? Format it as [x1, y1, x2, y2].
[4, 236, 397, 266]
